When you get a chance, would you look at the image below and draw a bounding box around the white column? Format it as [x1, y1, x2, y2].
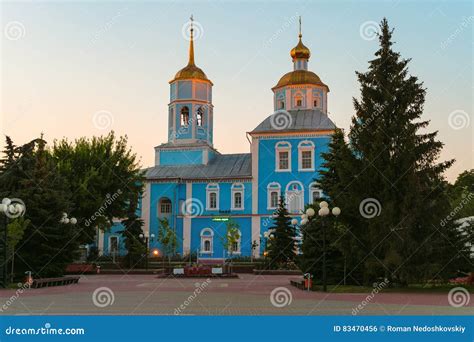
[97, 227, 104, 256]
[141, 182, 151, 237]
[251, 136, 260, 258]
[183, 182, 192, 255]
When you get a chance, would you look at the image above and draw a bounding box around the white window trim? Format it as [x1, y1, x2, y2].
[206, 183, 220, 211]
[285, 181, 304, 214]
[309, 182, 323, 204]
[298, 140, 315, 172]
[267, 182, 281, 210]
[108, 235, 119, 254]
[275, 141, 292, 172]
[228, 229, 242, 255]
[200, 228, 214, 254]
[231, 183, 244, 211]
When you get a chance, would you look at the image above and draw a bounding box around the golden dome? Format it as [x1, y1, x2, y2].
[290, 36, 311, 60]
[173, 64, 210, 83]
[273, 70, 329, 90]
[170, 16, 212, 84]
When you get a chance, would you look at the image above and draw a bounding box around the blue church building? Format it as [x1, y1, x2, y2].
[98, 19, 336, 260]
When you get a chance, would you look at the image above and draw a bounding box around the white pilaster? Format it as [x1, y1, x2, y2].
[97, 227, 104, 256]
[141, 182, 151, 237]
[251, 137, 260, 257]
[183, 182, 192, 255]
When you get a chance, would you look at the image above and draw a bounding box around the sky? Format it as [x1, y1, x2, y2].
[1, 0, 472, 182]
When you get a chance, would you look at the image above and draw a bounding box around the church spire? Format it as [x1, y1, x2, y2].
[188, 14, 195, 66]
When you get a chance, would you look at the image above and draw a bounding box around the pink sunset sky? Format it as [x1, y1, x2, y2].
[1, 1, 472, 181]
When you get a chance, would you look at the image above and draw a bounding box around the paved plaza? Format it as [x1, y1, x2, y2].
[0, 275, 472, 316]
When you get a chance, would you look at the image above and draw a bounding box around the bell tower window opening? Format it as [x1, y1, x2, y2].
[196, 107, 204, 126]
[180, 106, 190, 126]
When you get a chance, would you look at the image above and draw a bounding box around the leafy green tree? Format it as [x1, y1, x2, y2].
[158, 218, 178, 262]
[219, 220, 240, 258]
[267, 196, 296, 267]
[52, 132, 144, 245]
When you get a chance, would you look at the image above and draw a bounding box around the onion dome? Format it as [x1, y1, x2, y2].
[290, 35, 311, 60]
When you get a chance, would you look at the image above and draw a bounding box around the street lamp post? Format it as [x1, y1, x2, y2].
[300, 202, 340, 292]
[139, 232, 155, 271]
[0, 198, 26, 288]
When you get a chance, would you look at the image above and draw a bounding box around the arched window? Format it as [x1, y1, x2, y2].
[206, 183, 219, 210]
[158, 197, 172, 215]
[309, 182, 323, 204]
[279, 101, 285, 109]
[200, 228, 214, 254]
[294, 91, 304, 108]
[286, 181, 304, 214]
[231, 183, 244, 210]
[298, 140, 315, 171]
[180, 106, 190, 126]
[275, 141, 291, 171]
[267, 182, 281, 209]
[196, 107, 203, 126]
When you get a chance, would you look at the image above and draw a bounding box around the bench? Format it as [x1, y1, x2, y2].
[31, 276, 80, 288]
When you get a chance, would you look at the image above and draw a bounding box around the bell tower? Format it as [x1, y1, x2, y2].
[155, 16, 218, 166]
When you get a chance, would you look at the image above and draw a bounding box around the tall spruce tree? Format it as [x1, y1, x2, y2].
[267, 196, 296, 267]
[320, 19, 460, 285]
